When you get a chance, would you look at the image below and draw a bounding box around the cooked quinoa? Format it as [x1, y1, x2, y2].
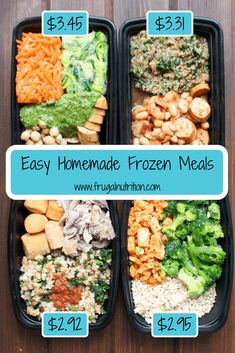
[132, 278, 216, 323]
[20, 249, 112, 322]
[130, 32, 209, 95]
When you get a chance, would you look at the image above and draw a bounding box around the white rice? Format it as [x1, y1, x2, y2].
[132, 278, 216, 324]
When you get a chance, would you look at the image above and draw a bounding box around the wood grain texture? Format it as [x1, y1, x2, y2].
[0, 0, 234, 352]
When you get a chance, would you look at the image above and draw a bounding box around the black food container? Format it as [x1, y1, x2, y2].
[11, 16, 117, 144]
[8, 200, 120, 330]
[119, 17, 225, 146]
[121, 198, 233, 333]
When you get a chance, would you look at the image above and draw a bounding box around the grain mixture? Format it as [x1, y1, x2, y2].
[20, 250, 112, 322]
[132, 278, 216, 323]
[130, 32, 209, 95]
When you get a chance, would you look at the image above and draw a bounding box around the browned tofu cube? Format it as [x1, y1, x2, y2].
[137, 227, 150, 247]
[127, 236, 136, 255]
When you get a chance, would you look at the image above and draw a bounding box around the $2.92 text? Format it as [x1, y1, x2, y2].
[48, 316, 82, 332]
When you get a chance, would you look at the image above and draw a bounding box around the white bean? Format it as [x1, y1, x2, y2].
[43, 136, 56, 145]
[30, 131, 41, 142]
[60, 138, 68, 145]
[34, 140, 43, 145]
[50, 127, 60, 137]
[55, 134, 63, 144]
[25, 139, 34, 145]
[32, 126, 40, 131]
[38, 120, 47, 129]
[41, 128, 49, 136]
[20, 130, 30, 141]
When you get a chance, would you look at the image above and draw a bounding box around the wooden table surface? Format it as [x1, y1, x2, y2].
[0, 0, 234, 352]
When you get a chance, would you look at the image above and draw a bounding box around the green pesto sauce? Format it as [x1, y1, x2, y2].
[20, 92, 100, 137]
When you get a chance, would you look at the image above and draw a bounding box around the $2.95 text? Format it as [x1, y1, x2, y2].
[157, 316, 191, 332]
[152, 312, 198, 337]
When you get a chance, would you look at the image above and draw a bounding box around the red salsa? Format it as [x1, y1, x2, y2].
[52, 273, 82, 310]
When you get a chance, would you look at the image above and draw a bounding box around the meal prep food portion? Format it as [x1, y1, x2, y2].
[130, 31, 211, 145]
[128, 200, 225, 323]
[16, 31, 109, 144]
[130, 33, 209, 95]
[19, 200, 116, 322]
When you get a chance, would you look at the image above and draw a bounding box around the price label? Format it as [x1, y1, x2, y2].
[42, 11, 88, 36]
[147, 11, 193, 36]
[152, 312, 198, 338]
[42, 312, 88, 338]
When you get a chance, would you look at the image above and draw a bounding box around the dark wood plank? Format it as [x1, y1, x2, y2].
[113, 0, 169, 29]
[174, 2, 235, 353]
[0, 1, 49, 353]
[50, 0, 113, 18]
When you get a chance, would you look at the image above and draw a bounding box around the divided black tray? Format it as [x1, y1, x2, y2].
[121, 198, 233, 333]
[11, 16, 117, 145]
[8, 200, 120, 330]
[119, 17, 225, 146]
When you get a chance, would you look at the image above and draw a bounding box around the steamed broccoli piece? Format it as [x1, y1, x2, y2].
[176, 202, 198, 221]
[198, 263, 222, 289]
[191, 219, 224, 241]
[164, 239, 187, 260]
[162, 214, 186, 238]
[163, 202, 199, 238]
[160, 259, 180, 277]
[188, 245, 226, 264]
[165, 201, 179, 216]
[208, 202, 221, 220]
[178, 268, 206, 297]
[204, 221, 224, 239]
[175, 224, 190, 238]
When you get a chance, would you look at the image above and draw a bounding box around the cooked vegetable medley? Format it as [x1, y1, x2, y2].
[62, 31, 108, 95]
[128, 200, 225, 321]
[130, 32, 209, 95]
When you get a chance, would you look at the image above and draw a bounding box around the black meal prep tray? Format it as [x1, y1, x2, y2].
[8, 200, 120, 330]
[121, 198, 233, 334]
[119, 17, 225, 146]
[11, 16, 118, 145]
[119, 17, 232, 334]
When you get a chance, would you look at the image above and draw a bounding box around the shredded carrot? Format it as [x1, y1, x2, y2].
[16, 32, 64, 103]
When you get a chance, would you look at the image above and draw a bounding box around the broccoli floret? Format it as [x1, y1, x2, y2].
[165, 201, 179, 217]
[164, 239, 186, 260]
[178, 268, 206, 297]
[191, 219, 224, 241]
[188, 245, 226, 264]
[175, 224, 190, 238]
[204, 221, 224, 239]
[208, 202, 221, 220]
[176, 202, 198, 221]
[160, 259, 180, 277]
[198, 263, 222, 289]
[162, 214, 185, 238]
